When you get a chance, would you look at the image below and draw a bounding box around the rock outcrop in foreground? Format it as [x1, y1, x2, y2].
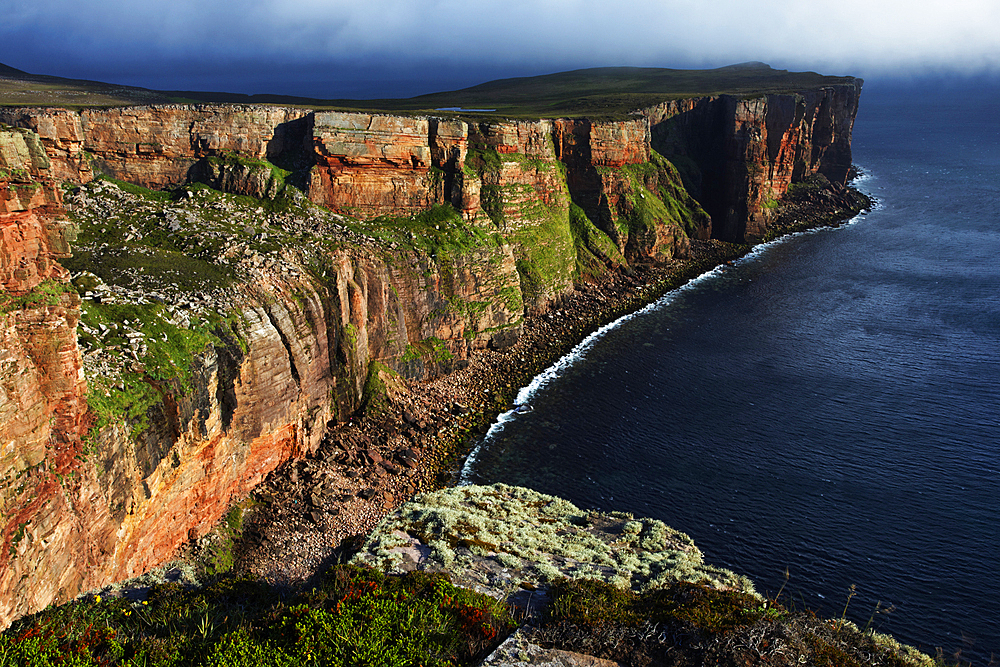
[0, 78, 861, 627]
[0, 484, 935, 667]
[354, 484, 934, 667]
[353, 483, 755, 595]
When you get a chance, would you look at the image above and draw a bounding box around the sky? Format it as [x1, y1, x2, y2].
[3, 0, 1000, 98]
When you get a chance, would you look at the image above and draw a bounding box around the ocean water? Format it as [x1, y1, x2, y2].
[461, 79, 1000, 663]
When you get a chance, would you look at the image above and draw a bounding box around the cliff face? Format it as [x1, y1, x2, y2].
[0, 105, 701, 312]
[1, 127, 93, 625]
[643, 80, 862, 241]
[0, 80, 862, 247]
[0, 158, 526, 627]
[309, 113, 439, 216]
[0, 106, 312, 192]
[307, 112, 698, 309]
[0, 81, 859, 627]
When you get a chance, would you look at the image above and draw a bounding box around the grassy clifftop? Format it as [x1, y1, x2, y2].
[1, 62, 856, 117]
[381, 63, 858, 118]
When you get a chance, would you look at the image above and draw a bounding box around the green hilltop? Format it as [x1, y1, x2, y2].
[1, 62, 856, 117]
[368, 63, 857, 117]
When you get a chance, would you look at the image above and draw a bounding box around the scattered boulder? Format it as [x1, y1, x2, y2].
[380, 461, 401, 476]
[396, 448, 420, 469]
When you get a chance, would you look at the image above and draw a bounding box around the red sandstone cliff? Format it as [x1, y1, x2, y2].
[0, 129, 524, 627]
[0, 83, 859, 627]
[643, 81, 862, 241]
[1, 104, 696, 310]
[0, 106, 311, 194]
[1, 127, 94, 624]
[0, 80, 862, 247]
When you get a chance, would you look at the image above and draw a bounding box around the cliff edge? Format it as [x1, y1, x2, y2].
[0, 69, 863, 627]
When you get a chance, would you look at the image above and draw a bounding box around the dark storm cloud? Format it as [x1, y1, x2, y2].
[3, 0, 998, 97]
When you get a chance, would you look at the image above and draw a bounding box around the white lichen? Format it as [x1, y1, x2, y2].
[354, 483, 757, 595]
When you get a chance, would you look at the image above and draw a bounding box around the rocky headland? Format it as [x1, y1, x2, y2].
[352, 484, 933, 667]
[0, 70, 868, 638]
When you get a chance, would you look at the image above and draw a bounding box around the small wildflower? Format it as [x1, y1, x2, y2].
[95, 595, 101, 604]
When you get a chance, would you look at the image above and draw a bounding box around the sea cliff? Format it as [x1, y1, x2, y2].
[0, 78, 862, 627]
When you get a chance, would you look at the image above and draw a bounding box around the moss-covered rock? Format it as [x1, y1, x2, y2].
[354, 483, 756, 596]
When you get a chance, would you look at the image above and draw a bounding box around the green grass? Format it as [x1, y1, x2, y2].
[400, 337, 455, 368]
[360, 361, 393, 418]
[206, 152, 291, 183]
[569, 203, 626, 281]
[0, 566, 514, 667]
[67, 247, 234, 293]
[361, 204, 496, 259]
[1, 483, 939, 667]
[199, 506, 245, 578]
[464, 142, 577, 305]
[61, 177, 329, 296]
[201, 152, 293, 200]
[616, 151, 711, 242]
[61, 177, 350, 442]
[535, 578, 936, 667]
[386, 63, 856, 119]
[507, 194, 575, 303]
[2, 61, 856, 119]
[0, 68, 177, 109]
[546, 577, 766, 634]
[78, 300, 229, 436]
[97, 176, 174, 202]
[0, 279, 75, 313]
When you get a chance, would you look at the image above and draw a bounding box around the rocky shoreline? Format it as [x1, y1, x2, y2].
[202, 179, 870, 591]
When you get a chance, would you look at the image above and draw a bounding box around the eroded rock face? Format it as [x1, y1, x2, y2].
[0, 84, 859, 627]
[644, 80, 862, 241]
[0, 106, 312, 191]
[0, 109, 91, 183]
[0, 160, 526, 627]
[1, 106, 699, 310]
[305, 112, 689, 310]
[2, 82, 862, 246]
[1, 128, 92, 627]
[554, 119, 708, 261]
[310, 112, 437, 216]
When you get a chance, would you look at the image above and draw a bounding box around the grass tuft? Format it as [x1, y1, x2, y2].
[0, 565, 514, 667]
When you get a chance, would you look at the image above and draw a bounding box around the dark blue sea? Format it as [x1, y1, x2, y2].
[461, 78, 1000, 663]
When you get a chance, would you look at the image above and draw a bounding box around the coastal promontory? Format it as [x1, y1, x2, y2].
[1, 63, 867, 643]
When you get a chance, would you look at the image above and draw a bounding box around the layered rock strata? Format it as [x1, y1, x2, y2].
[643, 81, 861, 241]
[0, 81, 861, 247]
[1, 127, 92, 626]
[0, 106, 311, 191]
[0, 78, 861, 627]
[0, 168, 527, 628]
